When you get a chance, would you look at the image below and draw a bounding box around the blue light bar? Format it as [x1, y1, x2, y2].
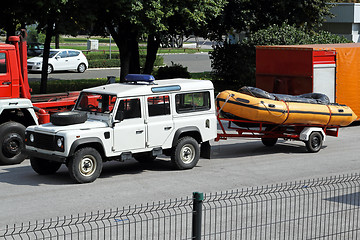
[125, 74, 155, 83]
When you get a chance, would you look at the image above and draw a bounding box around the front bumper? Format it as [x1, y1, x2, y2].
[24, 149, 67, 163]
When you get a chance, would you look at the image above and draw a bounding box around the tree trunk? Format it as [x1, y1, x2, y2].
[144, 34, 161, 74]
[105, 21, 140, 82]
[40, 19, 55, 94]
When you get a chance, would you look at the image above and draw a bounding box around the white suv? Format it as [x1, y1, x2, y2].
[25, 75, 217, 183]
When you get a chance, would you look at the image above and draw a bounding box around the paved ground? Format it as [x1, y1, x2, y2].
[28, 53, 212, 82]
[0, 123, 359, 227]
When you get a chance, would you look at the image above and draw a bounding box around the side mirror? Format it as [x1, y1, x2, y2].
[115, 110, 124, 122]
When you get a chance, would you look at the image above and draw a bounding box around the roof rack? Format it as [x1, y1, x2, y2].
[125, 74, 155, 84]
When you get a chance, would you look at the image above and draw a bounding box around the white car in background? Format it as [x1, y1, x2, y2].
[27, 49, 88, 74]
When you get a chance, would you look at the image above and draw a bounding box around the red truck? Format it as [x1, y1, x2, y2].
[0, 31, 79, 165]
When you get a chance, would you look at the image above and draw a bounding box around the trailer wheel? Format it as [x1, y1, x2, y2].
[30, 157, 62, 175]
[68, 147, 103, 183]
[261, 137, 278, 147]
[305, 132, 323, 153]
[0, 122, 26, 165]
[50, 111, 87, 126]
[171, 136, 200, 170]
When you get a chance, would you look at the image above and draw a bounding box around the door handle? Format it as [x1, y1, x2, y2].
[164, 127, 172, 130]
[136, 130, 144, 134]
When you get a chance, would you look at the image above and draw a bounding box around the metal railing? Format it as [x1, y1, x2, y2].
[1, 174, 360, 239]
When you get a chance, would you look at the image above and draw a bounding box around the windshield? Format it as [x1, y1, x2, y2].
[40, 50, 59, 58]
[75, 92, 117, 113]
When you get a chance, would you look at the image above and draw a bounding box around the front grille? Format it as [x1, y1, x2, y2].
[27, 132, 56, 151]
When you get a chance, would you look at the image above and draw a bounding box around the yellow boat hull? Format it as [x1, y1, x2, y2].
[217, 90, 357, 127]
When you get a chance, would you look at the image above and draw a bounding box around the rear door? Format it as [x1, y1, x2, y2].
[145, 95, 174, 148]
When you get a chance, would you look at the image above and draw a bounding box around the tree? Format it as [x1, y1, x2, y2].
[31, 0, 92, 93]
[207, 0, 333, 42]
[88, 0, 225, 81]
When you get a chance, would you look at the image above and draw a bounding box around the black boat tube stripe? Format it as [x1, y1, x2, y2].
[217, 98, 353, 117]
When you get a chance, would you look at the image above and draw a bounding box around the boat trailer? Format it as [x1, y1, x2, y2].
[215, 116, 340, 153]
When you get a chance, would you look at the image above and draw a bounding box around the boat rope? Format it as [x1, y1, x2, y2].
[325, 104, 332, 129]
[280, 100, 290, 125]
[216, 92, 233, 116]
[260, 101, 286, 117]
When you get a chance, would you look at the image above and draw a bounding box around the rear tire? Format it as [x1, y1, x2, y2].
[171, 136, 200, 170]
[68, 147, 103, 183]
[0, 122, 26, 165]
[305, 132, 323, 153]
[77, 63, 86, 73]
[30, 157, 62, 175]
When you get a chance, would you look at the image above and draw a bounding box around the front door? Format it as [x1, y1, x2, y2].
[113, 97, 146, 152]
[145, 95, 174, 148]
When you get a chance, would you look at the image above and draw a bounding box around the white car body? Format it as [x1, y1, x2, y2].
[25, 77, 217, 183]
[27, 49, 88, 73]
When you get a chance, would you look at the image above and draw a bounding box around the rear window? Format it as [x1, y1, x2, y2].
[175, 91, 210, 113]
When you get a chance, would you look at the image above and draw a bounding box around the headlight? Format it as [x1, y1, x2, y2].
[29, 134, 34, 142]
[36, 62, 42, 65]
[57, 138, 63, 148]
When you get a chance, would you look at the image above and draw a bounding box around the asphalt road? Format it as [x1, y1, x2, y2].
[28, 53, 212, 82]
[1, 124, 360, 227]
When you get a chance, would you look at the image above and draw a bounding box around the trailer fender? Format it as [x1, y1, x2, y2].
[299, 127, 326, 142]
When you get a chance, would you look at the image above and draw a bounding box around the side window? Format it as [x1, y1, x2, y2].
[175, 91, 210, 113]
[69, 51, 80, 57]
[117, 98, 141, 120]
[147, 95, 170, 117]
[58, 51, 68, 58]
[0, 53, 6, 74]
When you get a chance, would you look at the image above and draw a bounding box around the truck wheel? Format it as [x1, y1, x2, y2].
[261, 137, 278, 147]
[0, 122, 26, 165]
[133, 152, 156, 163]
[305, 132, 323, 153]
[50, 111, 87, 126]
[47, 64, 53, 74]
[68, 147, 103, 183]
[30, 157, 62, 175]
[77, 63, 87, 73]
[171, 136, 200, 170]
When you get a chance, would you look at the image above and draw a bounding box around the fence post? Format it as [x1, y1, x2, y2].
[192, 192, 204, 240]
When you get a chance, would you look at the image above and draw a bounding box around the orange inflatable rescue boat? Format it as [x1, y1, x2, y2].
[216, 86, 357, 127]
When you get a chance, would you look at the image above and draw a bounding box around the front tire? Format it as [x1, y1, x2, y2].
[47, 64, 53, 74]
[30, 157, 62, 175]
[171, 136, 200, 170]
[305, 132, 323, 153]
[0, 122, 26, 165]
[68, 147, 103, 183]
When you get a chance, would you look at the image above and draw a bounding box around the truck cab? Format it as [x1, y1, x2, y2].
[25, 75, 217, 183]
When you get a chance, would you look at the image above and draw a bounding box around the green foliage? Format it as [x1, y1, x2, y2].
[210, 24, 351, 87]
[154, 63, 191, 79]
[30, 79, 109, 94]
[87, 54, 163, 68]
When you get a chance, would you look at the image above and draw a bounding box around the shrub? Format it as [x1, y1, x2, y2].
[154, 63, 191, 79]
[210, 23, 351, 87]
